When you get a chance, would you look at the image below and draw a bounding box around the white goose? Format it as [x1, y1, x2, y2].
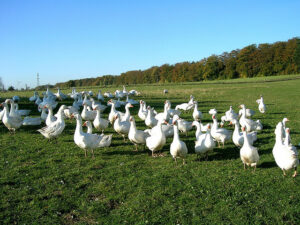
[45, 104, 57, 126]
[64, 106, 78, 119]
[211, 115, 232, 147]
[273, 123, 298, 177]
[55, 87, 67, 100]
[155, 101, 170, 122]
[138, 100, 147, 121]
[91, 98, 107, 113]
[97, 90, 105, 102]
[170, 120, 188, 164]
[175, 95, 194, 112]
[192, 101, 203, 121]
[129, 90, 140, 96]
[256, 95, 266, 113]
[121, 103, 134, 122]
[40, 106, 48, 121]
[37, 105, 67, 140]
[146, 120, 166, 157]
[240, 126, 259, 171]
[8, 99, 22, 118]
[145, 106, 158, 128]
[208, 108, 218, 116]
[231, 119, 257, 147]
[222, 106, 238, 123]
[22, 116, 42, 126]
[194, 124, 216, 159]
[82, 95, 92, 107]
[104, 92, 114, 98]
[128, 116, 150, 151]
[165, 100, 181, 117]
[192, 121, 205, 141]
[239, 104, 259, 132]
[73, 113, 112, 158]
[126, 95, 138, 105]
[173, 115, 193, 136]
[93, 105, 109, 133]
[35, 96, 42, 106]
[113, 114, 130, 141]
[238, 108, 255, 117]
[145, 120, 174, 138]
[72, 99, 81, 111]
[175, 102, 193, 111]
[14, 103, 31, 116]
[83, 120, 93, 134]
[83, 120, 112, 147]
[108, 100, 125, 124]
[29, 91, 38, 102]
[81, 103, 97, 121]
[0, 101, 23, 132]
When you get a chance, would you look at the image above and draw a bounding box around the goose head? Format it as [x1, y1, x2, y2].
[126, 103, 134, 108]
[285, 128, 290, 134]
[282, 118, 289, 124]
[93, 105, 99, 111]
[129, 116, 134, 122]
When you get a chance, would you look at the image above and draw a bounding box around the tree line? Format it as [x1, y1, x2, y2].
[56, 37, 300, 88]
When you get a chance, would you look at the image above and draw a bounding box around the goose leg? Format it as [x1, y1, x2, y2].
[183, 159, 186, 165]
[283, 169, 286, 176]
[293, 168, 297, 177]
[91, 149, 95, 158]
[134, 144, 138, 151]
[85, 149, 87, 157]
[254, 165, 256, 172]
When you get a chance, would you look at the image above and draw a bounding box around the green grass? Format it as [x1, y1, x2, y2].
[1, 75, 300, 224]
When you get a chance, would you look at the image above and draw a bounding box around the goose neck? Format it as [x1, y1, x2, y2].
[173, 125, 180, 140]
[242, 131, 250, 146]
[75, 117, 83, 135]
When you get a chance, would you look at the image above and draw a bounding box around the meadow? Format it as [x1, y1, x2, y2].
[1, 75, 300, 224]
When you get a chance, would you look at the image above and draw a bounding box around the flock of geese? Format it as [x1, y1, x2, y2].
[0, 86, 298, 177]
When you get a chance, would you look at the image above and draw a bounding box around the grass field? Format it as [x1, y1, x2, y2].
[1, 75, 300, 224]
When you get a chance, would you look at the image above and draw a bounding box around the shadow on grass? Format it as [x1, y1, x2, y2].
[260, 161, 277, 168]
[103, 149, 148, 156]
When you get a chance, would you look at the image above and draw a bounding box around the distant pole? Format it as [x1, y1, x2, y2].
[37, 73, 40, 87]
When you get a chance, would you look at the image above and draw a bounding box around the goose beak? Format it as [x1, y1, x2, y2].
[83, 122, 87, 127]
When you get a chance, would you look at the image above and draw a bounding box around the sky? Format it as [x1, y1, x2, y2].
[0, 0, 299, 89]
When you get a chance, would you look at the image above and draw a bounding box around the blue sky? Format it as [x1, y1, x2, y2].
[0, 0, 299, 89]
